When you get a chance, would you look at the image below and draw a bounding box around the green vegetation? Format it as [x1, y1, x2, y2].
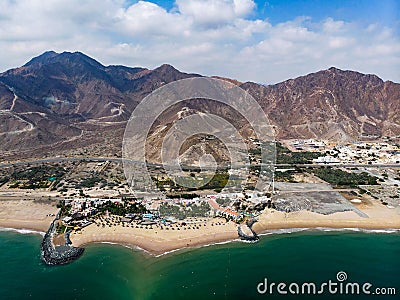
[10, 165, 68, 189]
[216, 198, 230, 207]
[155, 177, 175, 188]
[358, 188, 367, 194]
[155, 171, 233, 192]
[58, 200, 72, 215]
[96, 201, 146, 216]
[274, 170, 296, 182]
[56, 222, 67, 234]
[276, 143, 321, 164]
[310, 167, 378, 187]
[11, 165, 67, 181]
[56, 221, 74, 234]
[167, 193, 199, 199]
[159, 202, 210, 218]
[77, 176, 103, 188]
[249, 148, 261, 155]
[203, 172, 229, 189]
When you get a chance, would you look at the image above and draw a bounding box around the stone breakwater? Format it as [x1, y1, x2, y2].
[40, 214, 84, 265]
[237, 219, 259, 241]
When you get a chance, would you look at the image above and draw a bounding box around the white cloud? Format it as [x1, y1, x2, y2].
[175, 0, 255, 27]
[0, 0, 398, 84]
[115, 1, 190, 36]
[323, 18, 346, 33]
[233, 0, 256, 17]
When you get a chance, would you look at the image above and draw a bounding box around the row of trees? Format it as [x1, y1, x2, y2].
[276, 143, 321, 164]
[96, 201, 147, 215]
[159, 202, 210, 218]
[310, 167, 378, 187]
[154, 172, 231, 192]
[12, 165, 67, 182]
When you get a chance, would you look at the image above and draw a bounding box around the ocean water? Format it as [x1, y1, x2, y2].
[0, 229, 399, 300]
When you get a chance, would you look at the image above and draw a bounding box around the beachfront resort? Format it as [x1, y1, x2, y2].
[0, 139, 399, 259]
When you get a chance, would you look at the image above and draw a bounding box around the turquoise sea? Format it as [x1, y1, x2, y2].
[0, 229, 399, 300]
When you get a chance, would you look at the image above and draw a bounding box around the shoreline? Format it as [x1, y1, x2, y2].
[0, 227, 45, 236]
[1, 223, 399, 258]
[72, 225, 400, 257]
[70, 223, 239, 256]
[0, 199, 58, 232]
[0, 199, 399, 257]
[0, 219, 52, 232]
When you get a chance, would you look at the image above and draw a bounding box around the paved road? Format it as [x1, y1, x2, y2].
[0, 157, 123, 169]
[0, 156, 399, 169]
[276, 163, 400, 169]
[275, 189, 354, 193]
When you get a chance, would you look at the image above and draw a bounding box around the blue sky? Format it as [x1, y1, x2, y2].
[0, 0, 399, 83]
[135, 0, 400, 26]
[256, 0, 399, 26]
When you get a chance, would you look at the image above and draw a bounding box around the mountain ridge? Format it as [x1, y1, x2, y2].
[0, 51, 399, 160]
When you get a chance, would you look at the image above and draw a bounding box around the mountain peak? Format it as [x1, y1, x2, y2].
[328, 66, 341, 72]
[0, 50, 399, 155]
[325, 66, 383, 85]
[150, 63, 201, 81]
[58, 51, 105, 68]
[154, 64, 178, 72]
[23, 51, 104, 70]
[24, 51, 59, 67]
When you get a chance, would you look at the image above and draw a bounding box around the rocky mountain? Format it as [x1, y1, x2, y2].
[0, 51, 200, 160]
[0, 51, 399, 161]
[241, 67, 400, 141]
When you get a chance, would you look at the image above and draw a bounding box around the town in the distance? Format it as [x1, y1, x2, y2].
[1, 137, 399, 264]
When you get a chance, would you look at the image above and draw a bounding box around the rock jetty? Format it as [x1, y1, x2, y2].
[237, 218, 259, 241]
[40, 213, 84, 265]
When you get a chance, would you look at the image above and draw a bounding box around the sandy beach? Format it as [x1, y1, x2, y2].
[0, 196, 399, 255]
[70, 195, 400, 255]
[0, 199, 58, 232]
[254, 208, 400, 232]
[70, 205, 400, 255]
[254, 195, 400, 232]
[70, 218, 239, 255]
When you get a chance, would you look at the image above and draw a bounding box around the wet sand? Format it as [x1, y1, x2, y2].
[71, 201, 400, 255]
[253, 206, 400, 232]
[0, 197, 399, 255]
[70, 218, 238, 255]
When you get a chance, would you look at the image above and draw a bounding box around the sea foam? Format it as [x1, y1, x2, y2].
[259, 227, 400, 236]
[0, 227, 45, 236]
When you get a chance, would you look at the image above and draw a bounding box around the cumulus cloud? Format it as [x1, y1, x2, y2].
[0, 0, 398, 84]
[115, 1, 190, 37]
[175, 0, 255, 27]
